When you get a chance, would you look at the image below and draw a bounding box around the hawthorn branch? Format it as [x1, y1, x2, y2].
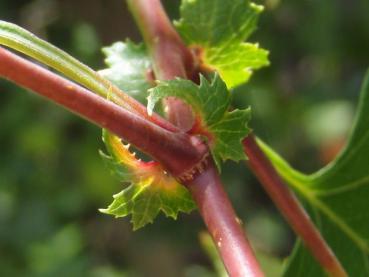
[0, 46, 207, 178]
[0, 1, 347, 276]
[127, 1, 264, 276]
[243, 134, 347, 277]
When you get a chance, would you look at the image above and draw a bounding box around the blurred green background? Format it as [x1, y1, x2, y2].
[0, 0, 368, 276]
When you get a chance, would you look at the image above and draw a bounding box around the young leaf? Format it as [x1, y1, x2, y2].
[148, 74, 251, 169]
[259, 71, 369, 276]
[175, 0, 269, 88]
[99, 40, 153, 104]
[100, 130, 195, 230]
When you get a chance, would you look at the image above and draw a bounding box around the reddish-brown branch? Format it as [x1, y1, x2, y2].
[126, 0, 194, 80]
[243, 134, 347, 277]
[184, 158, 264, 277]
[127, 1, 264, 276]
[0, 46, 207, 178]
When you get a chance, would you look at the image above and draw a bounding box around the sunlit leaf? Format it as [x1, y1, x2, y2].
[99, 40, 153, 104]
[175, 0, 269, 88]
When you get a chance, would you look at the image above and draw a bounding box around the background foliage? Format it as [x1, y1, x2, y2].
[0, 0, 369, 276]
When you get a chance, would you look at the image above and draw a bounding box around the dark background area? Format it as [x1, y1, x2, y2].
[0, 0, 368, 276]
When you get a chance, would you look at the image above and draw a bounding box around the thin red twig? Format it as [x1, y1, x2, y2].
[243, 134, 347, 277]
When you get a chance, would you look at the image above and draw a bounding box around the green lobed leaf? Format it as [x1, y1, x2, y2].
[148, 74, 251, 169]
[100, 130, 196, 230]
[259, 71, 369, 276]
[175, 0, 269, 88]
[99, 40, 153, 104]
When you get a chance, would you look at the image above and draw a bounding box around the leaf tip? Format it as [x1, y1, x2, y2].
[250, 2, 264, 13]
[99, 208, 109, 214]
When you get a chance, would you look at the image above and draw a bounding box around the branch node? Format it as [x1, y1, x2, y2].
[178, 152, 210, 182]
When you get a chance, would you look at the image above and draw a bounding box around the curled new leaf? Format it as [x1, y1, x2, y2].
[148, 74, 251, 170]
[100, 130, 196, 230]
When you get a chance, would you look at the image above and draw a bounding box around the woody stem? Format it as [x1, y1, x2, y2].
[127, 1, 264, 276]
